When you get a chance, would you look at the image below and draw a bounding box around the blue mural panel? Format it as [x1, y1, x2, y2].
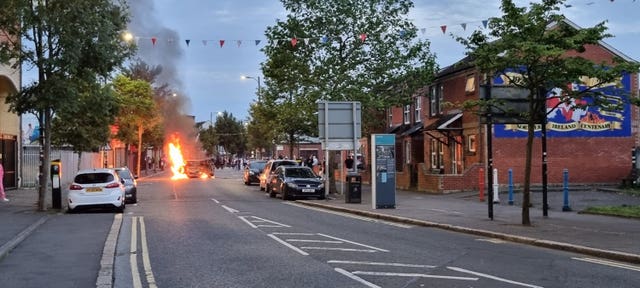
[495, 73, 632, 138]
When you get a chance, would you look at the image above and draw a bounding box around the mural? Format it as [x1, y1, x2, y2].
[495, 73, 631, 138]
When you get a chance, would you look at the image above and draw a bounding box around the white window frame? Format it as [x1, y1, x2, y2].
[405, 140, 411, 164]
[430, 86, 437, 116]
[388, 107, 393, 127]
[403, 104, 410, 124]
[465, 74, 476, 93]
[468, 134, 477, 152]
[414, 96, 422, 123]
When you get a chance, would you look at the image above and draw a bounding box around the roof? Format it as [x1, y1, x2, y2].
[424, 113, 463, 131]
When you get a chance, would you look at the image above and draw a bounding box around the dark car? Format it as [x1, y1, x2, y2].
[114, 167, 138, 204]
[260, 159, 299, 191]
[244, 160, 267, 185]
[269, 166, 325, 200]
[184, 159, 215, 178]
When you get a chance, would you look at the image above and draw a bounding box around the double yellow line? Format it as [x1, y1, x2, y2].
[131, 216, 157, 288]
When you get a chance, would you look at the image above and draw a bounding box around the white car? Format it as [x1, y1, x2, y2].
[67, 168, 126, 213]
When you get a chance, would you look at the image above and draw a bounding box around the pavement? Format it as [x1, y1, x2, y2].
[2, 172, 640, 267]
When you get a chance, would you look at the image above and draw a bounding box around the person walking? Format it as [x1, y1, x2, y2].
[0, 162, 8, 202]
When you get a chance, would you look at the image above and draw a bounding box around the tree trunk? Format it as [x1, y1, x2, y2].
[522, 115, 535, 225]
[329, 151, 337, 194]
[136, 125, 144, 177]
[37, 109, 52, 211]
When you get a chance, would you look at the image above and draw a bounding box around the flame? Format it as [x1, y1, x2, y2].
[168, 140, 188, 180]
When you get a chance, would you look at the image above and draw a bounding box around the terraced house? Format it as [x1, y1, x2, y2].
[387, 19, 639, 193]
[0, 35, 20, 190]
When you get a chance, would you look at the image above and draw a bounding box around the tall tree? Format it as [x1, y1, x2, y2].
[261, 0, 438, 192]
[214, 111, 246, 157]
[113, 75, 160, 177]
[457, 0, 640, 225]
[0, 0, 134, 210]
[51, 81, 118, 169]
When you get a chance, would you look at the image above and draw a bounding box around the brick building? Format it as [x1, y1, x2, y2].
[388, 19, 638, 193]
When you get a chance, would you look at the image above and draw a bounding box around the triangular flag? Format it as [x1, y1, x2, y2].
[440, 25, 447, 34]
[255, 40, 261, 46]
[461, 23, 467, 31]
[219, 40, 225, 47]
[291, 38, 297, 47]
[185, 39, 191, 46]
[304, 38, 310, 45]
[237, 40, 242, 47]
[359, 33, 367, 42]
[202, 40, 207, 46]
[321, 36, 328, 43]
[420, 28, 426, 34]
[151, 37, 157, 45]
[482, 20, 488, 28]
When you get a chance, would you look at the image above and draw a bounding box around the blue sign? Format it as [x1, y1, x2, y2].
[495, 73, 631, 138]
[372, 134, 396, 209]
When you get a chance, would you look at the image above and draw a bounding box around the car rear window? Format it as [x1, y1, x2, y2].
[273, 161, 298, 170]
[116, 170, 133, 180]
[74, 172, 114, 184]
[250, 161, 267, 170]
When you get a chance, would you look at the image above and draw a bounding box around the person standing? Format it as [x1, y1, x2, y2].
[312, 155, 319, 174]
[0, 162, 8, 202]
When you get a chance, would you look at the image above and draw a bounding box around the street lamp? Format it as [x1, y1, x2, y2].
[241, 75, 261, 102]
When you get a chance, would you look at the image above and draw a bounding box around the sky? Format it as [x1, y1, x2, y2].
[20, 0, 640, 130]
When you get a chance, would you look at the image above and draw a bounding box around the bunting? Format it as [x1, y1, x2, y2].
[128, 0, 634, 49]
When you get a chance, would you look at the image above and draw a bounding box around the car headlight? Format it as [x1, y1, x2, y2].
[249, 171, 255, 175]
[318, 183, 325, 189]
[287, 182, 298, 188]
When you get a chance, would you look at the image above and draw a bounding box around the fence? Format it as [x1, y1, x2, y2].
[21, 145, 102, 188]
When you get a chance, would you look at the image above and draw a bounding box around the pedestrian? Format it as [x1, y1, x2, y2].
[0, 161, 8, 202]
[312, 155, 319, 174]
[345, 155, 354, 171]
[305, 155, 313, 168]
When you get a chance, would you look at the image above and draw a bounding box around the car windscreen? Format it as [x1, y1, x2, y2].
[74, 172, 114, 184]
[285, 168, 316, 178]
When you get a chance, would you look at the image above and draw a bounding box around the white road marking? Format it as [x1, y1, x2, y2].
[210, 198, 220, 204]
[573, 257, 640, 272]
[302, 247, 379, 252]
[268, 234, 309, 256]
[272, 232, 314, 236]
[352, 271, 478, 281]
[286, 202, 412, 228]
[328, 260, 436, 268]
[428, 208, 463, 215]
[221, 205, 239, 213]
[139, 217, 157, 288]
[238, 216, 258, 228]
[318, 233, 389, 252]
[447, 266, 544, 288]
[476, 238, 506, 244]
[130, 217, 142, 288]
[287, 239, 343, 244]
[334, 268, 381, 288]
[249, 216, 291, 227]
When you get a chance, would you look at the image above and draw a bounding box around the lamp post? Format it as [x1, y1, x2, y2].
[241, 75, 261, 102]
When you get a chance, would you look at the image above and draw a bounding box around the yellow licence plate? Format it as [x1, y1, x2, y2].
[86, 187, 102, 192]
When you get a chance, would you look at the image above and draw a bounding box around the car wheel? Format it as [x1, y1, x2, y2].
[244, 179, 250, 185]
[260, 183, 265, 191]
[282, 186, 291, 201]
[132, 192, 137, 204]
[67, 207, 75, 214]
[117, 202, 125, 213]
[267, 185, 276, 198]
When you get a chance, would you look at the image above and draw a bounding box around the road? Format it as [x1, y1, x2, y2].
[2, 168, 639, 288]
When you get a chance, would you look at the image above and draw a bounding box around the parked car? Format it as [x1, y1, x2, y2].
[244, 160, 267, 185]
[269, 166, 325, 200]
[114, 167, 138, 204]
[67, 168, 126, 213]
[259, 159, 299, 191]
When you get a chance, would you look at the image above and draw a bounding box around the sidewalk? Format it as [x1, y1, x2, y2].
[297, 184, 640, 264]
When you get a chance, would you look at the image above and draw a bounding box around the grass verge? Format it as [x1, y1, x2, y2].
[582, 205, 640, 219]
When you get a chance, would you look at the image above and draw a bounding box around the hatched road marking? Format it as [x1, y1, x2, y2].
[573, 257, 640, 272]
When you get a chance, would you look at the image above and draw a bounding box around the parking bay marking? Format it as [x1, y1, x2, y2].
[238, 216, 291, 228]
[269, 232, 389, 255]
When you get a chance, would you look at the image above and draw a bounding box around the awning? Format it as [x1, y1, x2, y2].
[401, 122, 423, 136]
[425, 113, 463, 131]
[386, 124, 410, 134]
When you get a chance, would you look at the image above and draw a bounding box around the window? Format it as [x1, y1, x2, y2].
[465, 74, 476, 93]
[430, 139, 444, 170]
[403, 104, 410, 124]
[414, 96, 422, 122]
[388, 107, 393, 127]
[430, 84, 443, 116]
[468, 134, 477, 152]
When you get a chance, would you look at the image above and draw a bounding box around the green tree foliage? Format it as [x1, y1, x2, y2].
[457, 0, 640, 225]
[0, 0, 133, 210]
[260, 0, 438, 192]
[113, 75, 160, 176]
[51, 81, 118, 169]
[214, 111, 246, 157]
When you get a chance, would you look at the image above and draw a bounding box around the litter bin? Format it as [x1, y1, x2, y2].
[345, 174, 361, 203]
[51, 159, 62, 209]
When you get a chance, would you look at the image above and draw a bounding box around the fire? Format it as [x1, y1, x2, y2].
[168, 140, 188, 180]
